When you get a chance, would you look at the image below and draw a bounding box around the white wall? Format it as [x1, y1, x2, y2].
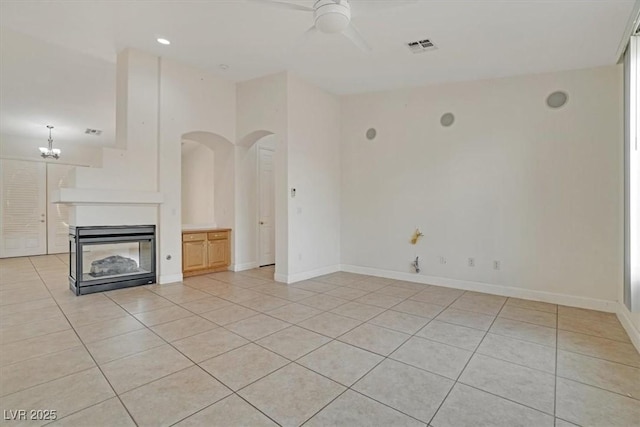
[157, 57, 236, 282]
[622, 36, 640, 344]
[286, 74, 342, 280]
[181, 141, 215, 226]
[234, 72, 341, 281]
[61, 50, 236, 284]
[341, 65, 623, 304]
[235, 135, 276, 270]
[65, 49, 160, 236]
[0, 134, 103, 167]
[235, 73, 288, 274]
[71, 49, 159, 191]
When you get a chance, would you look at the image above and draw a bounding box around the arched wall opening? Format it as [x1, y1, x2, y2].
[181, 131, 234, 230]
[235, 130, 280, 273]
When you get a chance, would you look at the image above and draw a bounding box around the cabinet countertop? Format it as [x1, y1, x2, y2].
[182, 227, 231, 233]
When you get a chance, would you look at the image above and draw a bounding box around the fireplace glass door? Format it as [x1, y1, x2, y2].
[81, 240, 153, 282]
[69, 225, 156, 295]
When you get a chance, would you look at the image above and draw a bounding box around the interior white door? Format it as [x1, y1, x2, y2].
[258, 147, 276, 266]
[0, 159, 47, 258]
[47, 163, 73, 254]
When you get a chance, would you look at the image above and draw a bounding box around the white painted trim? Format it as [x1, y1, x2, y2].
[275, 264, 341, 285]
[159, 273, 183, 284]
[340, 264, 619, 313]
[616, 0, 640, 62]
[231, 261, 259, 272]
[274, 273, 288, 284]
[616, 302, 640, 352]
[52, 188, 164, 205]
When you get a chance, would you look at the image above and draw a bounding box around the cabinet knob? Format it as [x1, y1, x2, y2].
[259, 221, 265, 225]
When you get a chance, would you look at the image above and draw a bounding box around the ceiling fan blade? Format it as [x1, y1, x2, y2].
[342, 23, 371, 53]
[294, 25, 319, 51]
[245, 0, 314, 12]
[349, 0, 418, 17]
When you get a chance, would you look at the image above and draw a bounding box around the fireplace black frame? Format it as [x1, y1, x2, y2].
[69, 225, 156, 295]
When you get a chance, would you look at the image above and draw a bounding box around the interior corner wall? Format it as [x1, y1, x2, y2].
[622, 36, 640, 338]
[72, 48, 159, 191]
[286, 74, 341, 280]
[340, 65, 623, 304]
[235, 72, 288, 275]
[64, 48, 160, 233]
[181, 143, 215, 225]
[158, 57, 236, 283]
[234, 143, 258, 269]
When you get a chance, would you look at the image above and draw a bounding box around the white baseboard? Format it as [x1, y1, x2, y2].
[616, 303, 640, 352]
[340, 264, 619, 313]
[275, 264, 341, 285]
[231, 262, 259, 272]
[159, 273, 183, 284]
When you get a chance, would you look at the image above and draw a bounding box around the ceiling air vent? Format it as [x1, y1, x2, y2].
[85, 128, 102, 136]
[407, 39, 437, 54]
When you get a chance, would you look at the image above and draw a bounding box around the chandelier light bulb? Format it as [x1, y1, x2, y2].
[39, 125, 61, 159]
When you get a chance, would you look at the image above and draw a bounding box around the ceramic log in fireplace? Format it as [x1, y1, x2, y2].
[69, 225, 156, 295]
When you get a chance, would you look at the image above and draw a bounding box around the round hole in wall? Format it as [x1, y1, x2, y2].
[366, 128, 377, 140]
[440, 112, 455, 127]
[546, 91, 568, 109]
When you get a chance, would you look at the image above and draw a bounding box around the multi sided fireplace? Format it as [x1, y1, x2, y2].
[69, 225, 156, 295]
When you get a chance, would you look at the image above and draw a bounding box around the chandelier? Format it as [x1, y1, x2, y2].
[39, 125, 61, 159]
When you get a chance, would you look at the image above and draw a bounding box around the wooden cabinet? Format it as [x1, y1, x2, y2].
[182, 229, 231, 277]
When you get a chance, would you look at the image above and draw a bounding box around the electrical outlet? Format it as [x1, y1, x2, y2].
[493, 260, 501, 270]
[468, 258, 475, 267]
[439, 256, 447, 265]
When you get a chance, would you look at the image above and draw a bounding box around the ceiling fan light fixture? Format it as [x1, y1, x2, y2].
[314, 0, 351, 33]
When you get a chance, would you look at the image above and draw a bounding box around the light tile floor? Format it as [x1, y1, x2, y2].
[1, 255, 639, 426]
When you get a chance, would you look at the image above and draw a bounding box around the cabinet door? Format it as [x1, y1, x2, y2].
[183, 240, 207, 271]
[208, 239, 229, 268]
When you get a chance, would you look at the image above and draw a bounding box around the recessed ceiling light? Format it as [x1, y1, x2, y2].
[157, 38, 171, 45]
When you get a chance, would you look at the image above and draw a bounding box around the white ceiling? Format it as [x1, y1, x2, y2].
[0, 29, 116, 146]
[0, 0, 636, 147]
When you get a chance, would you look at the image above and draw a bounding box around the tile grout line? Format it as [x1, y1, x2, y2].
[26, 256, 141, 427]
[184, 275, 571, 424]
[554, 305, 559, 420]
[302, 286, 467, 426]
[5, 265, 638, 425]
[184, 274, 424, 425]
[427, 294, 509, 426]
[98, 279, 301, 425]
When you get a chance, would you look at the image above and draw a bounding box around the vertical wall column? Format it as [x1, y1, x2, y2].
[624, 36, 640, 313]
[157, 58, 183, 283]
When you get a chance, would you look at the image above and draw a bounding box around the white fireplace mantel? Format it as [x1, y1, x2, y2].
[51, 188, 163, 205]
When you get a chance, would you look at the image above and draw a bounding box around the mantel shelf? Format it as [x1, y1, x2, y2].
[51, 188, 163, 205]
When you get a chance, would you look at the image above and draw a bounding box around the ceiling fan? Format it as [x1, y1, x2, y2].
[249, 0, 409, 53]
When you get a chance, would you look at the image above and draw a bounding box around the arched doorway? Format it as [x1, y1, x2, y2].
[180, 131, 234, 231]
[236, 130, 279, 274]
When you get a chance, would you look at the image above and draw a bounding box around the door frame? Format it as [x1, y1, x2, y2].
[0, 159, 48, 258]
[256, 145, 276, 267]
